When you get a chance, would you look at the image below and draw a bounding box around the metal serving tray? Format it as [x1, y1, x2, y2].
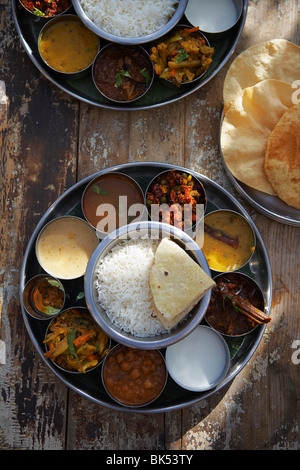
[20, 162, 272, 413]
[12, 0, 248, 110]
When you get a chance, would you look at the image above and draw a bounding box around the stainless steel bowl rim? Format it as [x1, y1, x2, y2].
[101, 344, 168, 408]
[203, 208, 256, 273]
[84, 220, 212, 349]
[44, 306, 111, 374]
[72, 0, 188, 45]
[37, 14, 100, 76]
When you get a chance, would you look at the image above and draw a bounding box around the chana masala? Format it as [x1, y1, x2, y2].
[102, 345, 167, 407]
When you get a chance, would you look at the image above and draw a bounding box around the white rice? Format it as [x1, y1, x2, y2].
[79, 0, 179, 38]
[94, 238, 168, 337]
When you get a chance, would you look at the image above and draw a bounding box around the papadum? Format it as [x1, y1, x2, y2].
[264, 104, 300, 209]
[150, 238, 215, 330]
[220, 79, 294, 195]
[223, 39, 300, 111]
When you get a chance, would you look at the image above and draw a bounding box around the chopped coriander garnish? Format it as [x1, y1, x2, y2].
[33, 7, 45, 15]
[140, 68, 151, 84]
[175, 48, 189, 63]
[115, 70, 132, 87]
[92, 184, 108, 195]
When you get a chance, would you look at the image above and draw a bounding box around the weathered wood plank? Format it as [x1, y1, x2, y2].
[0, 0, 79, 449]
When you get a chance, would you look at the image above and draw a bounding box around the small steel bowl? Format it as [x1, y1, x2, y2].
[84, 220, 213, 350]
[72, 0, 188, 45]
[92, 44, 154, 104]
[38, 15, 100, 80]
[22, 274, 65, 320]
[44, 306, 111, 374]
[205, 272, 266, 337]
[19, 0, 72, 21]
[165, 324, 231, 391]
[35, 215, 99, 280]
[202, 209, 256, 273]
[145, 168, 207, 238]
[150, 24, 213, 89]
[184, 0, 243, 36]
[101, 344, 168, 408]
[81, 171, 147, 238]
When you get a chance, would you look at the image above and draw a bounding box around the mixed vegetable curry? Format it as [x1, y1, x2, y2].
[44, 308, 110, 373]
[146, 170, 206, 230]
[20, 0, 71, 17]
[150, 26, 214, 87]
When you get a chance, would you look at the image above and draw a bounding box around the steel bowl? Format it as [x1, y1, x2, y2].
[150, 24, 212, 89]
[43, 306, 111, 374]
[185, 0, 243, 35]
[84, 220, 213, 349]
[92, 44, 154, 104]
[19, 0, 72, 21]
[72, 0, 188, 45]
[101, 344, 168, 408]
[38, 15, 100, 80]
[22, 274, 65, 320]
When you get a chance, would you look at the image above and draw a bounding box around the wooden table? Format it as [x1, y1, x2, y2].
[0, 0, 299, 451]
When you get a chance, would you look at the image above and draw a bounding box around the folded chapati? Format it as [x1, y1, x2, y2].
[150, 238, 215, 330]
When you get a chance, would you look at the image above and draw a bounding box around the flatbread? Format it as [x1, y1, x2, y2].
[223, 39, 300, 112]
[220, 79, 294, 195]
[264, 104, 300, 209]
[150, 238, 215, 330]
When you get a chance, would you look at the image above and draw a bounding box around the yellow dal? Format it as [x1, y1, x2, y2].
[39, 20, 99, 73]
[202, 211, 255, 272]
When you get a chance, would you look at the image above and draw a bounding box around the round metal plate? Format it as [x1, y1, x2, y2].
[219, 109, 300, 226]
[12, 0, 248, 110]
[20, 162, 272, 413]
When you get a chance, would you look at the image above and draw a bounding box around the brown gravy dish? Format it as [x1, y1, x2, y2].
[93, 45, 153, 102]
[205, 273, 265, 336]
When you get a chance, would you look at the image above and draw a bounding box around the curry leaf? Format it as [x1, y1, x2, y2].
[176, 48, 189, 63]
[67, 329, 78, 360]
[140, 68, 151, 84]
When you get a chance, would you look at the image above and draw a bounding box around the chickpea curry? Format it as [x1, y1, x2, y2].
[146, 170, 206, 230]
[150, 26, 214, 87]
[44, 308, 110, 373]
[103, 345, 167, 407]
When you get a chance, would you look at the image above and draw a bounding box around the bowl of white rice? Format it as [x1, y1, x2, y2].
[72, 0, 188, 45]
[84, 220, 212, 349]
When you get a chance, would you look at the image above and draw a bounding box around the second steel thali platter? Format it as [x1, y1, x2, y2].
[20, 162, 272, 413]
[12, 0, 248, 110]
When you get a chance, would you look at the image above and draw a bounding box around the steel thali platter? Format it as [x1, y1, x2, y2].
[12, 0, 248, 110]
[20, 162, 272, 413]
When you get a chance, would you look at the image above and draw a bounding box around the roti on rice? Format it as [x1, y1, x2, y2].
[264, 104, 300, 209]
[220, 79, 294, 195]
[223, 39, 300, 112]
[149, 238, 215, 330]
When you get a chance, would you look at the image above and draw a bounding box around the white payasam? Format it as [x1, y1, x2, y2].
[94, 238, 168, 337]
[79, 0, 179, 38]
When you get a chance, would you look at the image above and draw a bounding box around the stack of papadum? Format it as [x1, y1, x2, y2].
[220, 39, 300, 210]
[150, 238, 215, 330]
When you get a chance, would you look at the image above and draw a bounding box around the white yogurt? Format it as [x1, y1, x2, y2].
[185, 0, 240, 33]
[166, 325, 230, 391]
